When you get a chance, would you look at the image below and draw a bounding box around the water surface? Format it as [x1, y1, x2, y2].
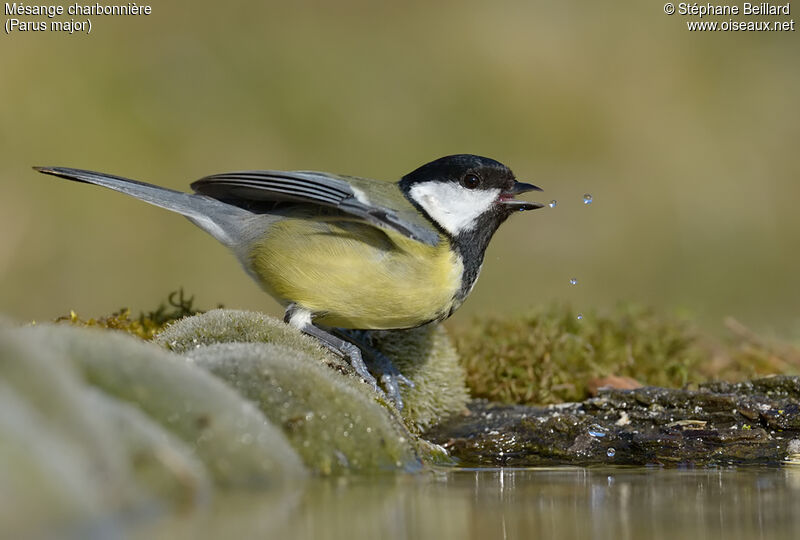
[145, 466, 800, 539]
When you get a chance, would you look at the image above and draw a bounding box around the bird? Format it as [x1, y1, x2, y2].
[35, 154, 544, 408]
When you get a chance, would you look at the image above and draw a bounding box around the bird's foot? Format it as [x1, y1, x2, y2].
[373, 357, 415, 412]
[337, 341, 381, 394]
[335, 329, 414, 410]
[285, 306, 411, 409]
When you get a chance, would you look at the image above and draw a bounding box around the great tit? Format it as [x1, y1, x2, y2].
[36, 154, 543, 406]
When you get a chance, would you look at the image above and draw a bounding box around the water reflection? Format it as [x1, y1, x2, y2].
[145, 467, 800, 539]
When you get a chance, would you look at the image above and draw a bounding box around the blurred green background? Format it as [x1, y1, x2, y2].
[1, 1, 798, 337]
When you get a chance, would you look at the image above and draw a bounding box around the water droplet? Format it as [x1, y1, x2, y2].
[607, 447, 616, 457]
[588, 424, 606, 437]
[569, 278, 578, 285]
[548, 199, 557, 208]
[583, 193, 593, 205]
[577, 313, 583, 320]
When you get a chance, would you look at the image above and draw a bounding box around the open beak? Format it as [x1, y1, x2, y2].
[499, 181, 544, 211]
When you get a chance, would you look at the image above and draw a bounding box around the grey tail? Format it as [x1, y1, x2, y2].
[34, 166, 251, 248]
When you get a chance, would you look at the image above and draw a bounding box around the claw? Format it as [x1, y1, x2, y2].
[396, 373, 415, 389]
[379, 373, 403, 410]
[340, 342, 381, 394]
[332, 328, 411, 410]
[357, 343, 411, 410]
[377, 371, 414, 411]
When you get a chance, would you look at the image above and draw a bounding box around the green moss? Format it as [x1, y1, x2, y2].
[451, 304, 800, 406]
[188, 342, 420, 474]
[50, 293, 800, 415]
[56, 296, 468, 434]
[367, 325, 470, 433]
[54, 289, 210, 340]
[156, 310, 469, 434]
[154, 309, 337, 368]
[451, 304, 703, 405]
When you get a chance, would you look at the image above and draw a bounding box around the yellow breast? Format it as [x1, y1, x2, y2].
[248, 216, 463, 329]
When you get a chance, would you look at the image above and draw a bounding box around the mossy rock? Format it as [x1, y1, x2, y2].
[1, 330, 140, 538]
[367, 325, 470, 432]
[17, 324, 306, 487]
[188, 342, 421, 474]
[155, 309, 339, 368]
[0, 325, 214, 538]
[85, 389, 212, 508]
[156, 310, 469, 433]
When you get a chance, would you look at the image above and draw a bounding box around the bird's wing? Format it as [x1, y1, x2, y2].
[191, 170, 440, 246]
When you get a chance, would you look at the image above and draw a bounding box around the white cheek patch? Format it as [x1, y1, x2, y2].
[409, 182, 500, 235]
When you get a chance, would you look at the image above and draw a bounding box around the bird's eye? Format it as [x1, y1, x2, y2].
[461, 173, 481, 189]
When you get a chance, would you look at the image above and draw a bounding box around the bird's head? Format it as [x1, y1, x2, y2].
[399, 154, 543, 238]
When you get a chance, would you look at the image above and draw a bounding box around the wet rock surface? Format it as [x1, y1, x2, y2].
[426, 376, 800, 467]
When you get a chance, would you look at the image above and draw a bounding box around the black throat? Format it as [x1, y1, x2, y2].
[449, 209, 511, 305]
[397, 179, 511, 306]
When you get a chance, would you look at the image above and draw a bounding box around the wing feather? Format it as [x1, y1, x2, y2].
[191, 170, 439, 246]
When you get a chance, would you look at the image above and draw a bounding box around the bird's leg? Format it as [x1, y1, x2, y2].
[284, 305, 381, 395]
[332, 329, 414, 411]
